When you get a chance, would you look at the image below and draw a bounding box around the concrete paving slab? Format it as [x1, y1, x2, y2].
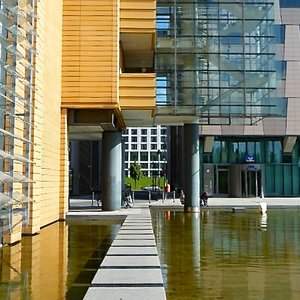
[122, 223, 153, 227]
[112, 239, 156, 247]
[84, 287, 166, 300]
[115, 236, 155, 241]
[101, 255, 161, 267]
[106, 246, 158, 256]
[92, 268, 164, 285]
[124, 218, 151, 221]
[119, 227, 153, 231]
[118, 229, 153, 235]
[120, 226, 153, 230]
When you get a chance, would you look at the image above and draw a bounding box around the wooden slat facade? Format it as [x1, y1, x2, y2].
[120, 0, 156, 33]
[120, 73, 156, 109]
[61, 0, 119, 108]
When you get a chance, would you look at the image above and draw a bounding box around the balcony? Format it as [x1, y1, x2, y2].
[119, 73, 156, 109]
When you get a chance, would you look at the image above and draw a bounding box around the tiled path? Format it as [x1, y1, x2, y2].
[83, 208, 166, 300]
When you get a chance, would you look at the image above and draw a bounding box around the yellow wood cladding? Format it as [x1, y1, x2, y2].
[120, 0, 156, 33]
[119, 73, 156, 109]
[62, 0, 119, 108]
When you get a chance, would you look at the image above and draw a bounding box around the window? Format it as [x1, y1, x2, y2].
[151, 136, 157, 143]
[274, 25, 285, 44]
[141, 163, 148, 169]
[130, 152, 138, 161]
[141, 136, 147, 143]
[141, 144, 148, 150]
[151, 128, 157, 135]
[161, 128, 167, 135]
[276, 61, 287, 80]
[141, 129, 147, 135]
[131, 144, 137, 150]
[140, 152, 148, 161]
[280, 0, 300, 8]
[151, 144, 157, 150]
[150, 152, 157, 161]
[131, 129, 137, 135]
[131, 136, 137, 142]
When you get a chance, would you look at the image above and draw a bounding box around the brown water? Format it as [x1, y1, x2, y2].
[0, 219, 121, 300]
[151, 209, 300, 300]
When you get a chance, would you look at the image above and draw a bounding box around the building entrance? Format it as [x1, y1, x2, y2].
[229, 164, 264, 198]
[241, 169, 261, 198]
[216, 167, 229, 196]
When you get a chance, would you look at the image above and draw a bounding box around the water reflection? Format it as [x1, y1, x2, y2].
[152, 209, 300, 300]
[0, 220, 121, 300]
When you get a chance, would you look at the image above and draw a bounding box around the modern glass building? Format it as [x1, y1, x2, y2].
[0, 0, 298, 246]
[166, 0, 300, 198]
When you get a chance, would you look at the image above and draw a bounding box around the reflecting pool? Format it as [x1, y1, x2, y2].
[0, 219, 121, 300]
[151, 209, 300, 300]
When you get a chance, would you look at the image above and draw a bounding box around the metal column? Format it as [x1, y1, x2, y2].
[102, 131, 122, 211]
[184, 124, 200, 212]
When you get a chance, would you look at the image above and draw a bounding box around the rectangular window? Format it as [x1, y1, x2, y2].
[141, 144, 148, 150]
[141, 129, 147, 135]
[150, 152, 157, 161]
[140, 152, 148, 161]
[131, 129, 137, 135]
[131, 137, 137, 142]
[274, 25, 285, 44]
[151, 129, 157, 135]
[131, 144, 137, 150]
[151, 136, 157, 143]
[130, 152, 138, 161]
[280, 0, 300, 8]
[141, 163, 148, 169]
[151, 144, 157, 150]
[161, 128, 167, 135]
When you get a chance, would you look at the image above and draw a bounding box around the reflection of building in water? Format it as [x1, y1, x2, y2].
[0, 222, 67, 299]
[260, 214, 268, 231]
[152, 209, 300, 299]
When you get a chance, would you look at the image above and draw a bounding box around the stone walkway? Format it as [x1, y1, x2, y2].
[83, 207, 166, 300]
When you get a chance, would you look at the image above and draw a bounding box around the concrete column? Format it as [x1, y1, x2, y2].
[102, 131, 122, 211]
[184, 124, 200, 212]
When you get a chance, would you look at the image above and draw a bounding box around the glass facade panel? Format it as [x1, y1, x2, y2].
[265, 165, 275, 194]
[156, 0, 286, 122]
[283, 165, 292, 195]
[292, 166, 299, 195]
[274, 165, 283, 195]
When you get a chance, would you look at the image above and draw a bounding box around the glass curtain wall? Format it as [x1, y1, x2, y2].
[0, 0, 35, 237]
[202, 139, 300, 196]
[156, 0, 286, 124]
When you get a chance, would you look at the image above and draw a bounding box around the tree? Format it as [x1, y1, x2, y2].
[130, 161, 142, 188]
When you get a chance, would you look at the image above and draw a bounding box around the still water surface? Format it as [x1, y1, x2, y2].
[0, 219, 121, 300]
[151, 209, 300, 300]
[1, 209, 300, 300]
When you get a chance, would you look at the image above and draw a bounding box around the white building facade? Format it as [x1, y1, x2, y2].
[123, 126, 167, 177]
